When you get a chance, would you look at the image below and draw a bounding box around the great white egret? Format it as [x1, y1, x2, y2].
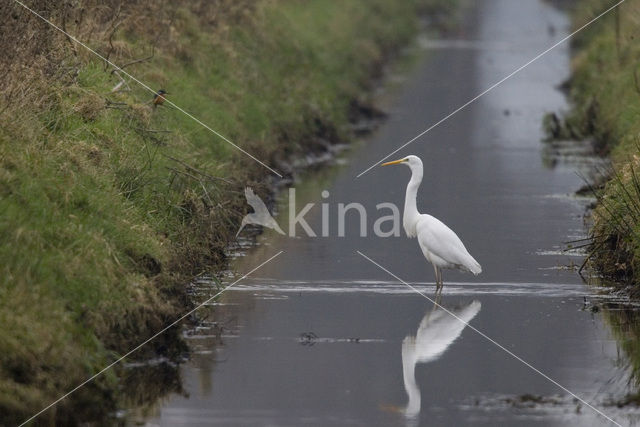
[381, 155, 481, 291]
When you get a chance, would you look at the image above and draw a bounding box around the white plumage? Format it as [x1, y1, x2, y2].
[382, 155, 481, 291]
[416, 215, 481, 274]
[401, 300, 482, 418]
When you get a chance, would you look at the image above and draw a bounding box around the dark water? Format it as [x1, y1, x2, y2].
[127, 1, 640, 426]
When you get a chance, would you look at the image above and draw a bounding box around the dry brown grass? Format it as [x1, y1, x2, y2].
[0, 0, 256, 115]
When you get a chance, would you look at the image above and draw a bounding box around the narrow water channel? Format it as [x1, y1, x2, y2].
[129, 1, 640, 426]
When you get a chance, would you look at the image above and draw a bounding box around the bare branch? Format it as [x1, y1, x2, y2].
[104, 18, 123, 70]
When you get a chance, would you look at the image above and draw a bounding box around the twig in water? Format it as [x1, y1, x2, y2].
[299, 332, 318, 346]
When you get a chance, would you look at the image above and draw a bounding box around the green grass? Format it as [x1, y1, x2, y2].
[560, 0, 640, 286]
[0, 0, 453, 422]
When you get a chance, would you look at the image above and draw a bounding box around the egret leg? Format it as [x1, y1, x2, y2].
[432, 264, 440, 292]
[436, 267, 443, 292]
[434, 286, 443, 307]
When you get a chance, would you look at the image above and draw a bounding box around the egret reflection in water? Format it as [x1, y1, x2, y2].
[401, 300, 481, 422]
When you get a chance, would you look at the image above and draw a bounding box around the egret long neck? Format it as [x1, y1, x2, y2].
[403, 166, 422, 237]
[402, 339, 421, 418]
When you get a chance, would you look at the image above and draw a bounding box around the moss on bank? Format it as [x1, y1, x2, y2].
[0, 0, 455, 423]
[560, 0, 640, 288]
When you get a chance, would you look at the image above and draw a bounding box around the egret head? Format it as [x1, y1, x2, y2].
[381, 155, 422, 171]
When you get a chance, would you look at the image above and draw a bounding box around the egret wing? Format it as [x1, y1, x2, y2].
[416, 214, 481, 273]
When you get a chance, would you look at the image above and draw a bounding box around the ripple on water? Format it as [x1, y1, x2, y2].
[195, 278, 606, 298]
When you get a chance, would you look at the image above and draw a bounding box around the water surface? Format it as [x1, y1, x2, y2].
[132, 1, 639, 426]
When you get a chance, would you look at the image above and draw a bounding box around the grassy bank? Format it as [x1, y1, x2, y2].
[0, 0, 455, 423]
[556, 0, 640, 288]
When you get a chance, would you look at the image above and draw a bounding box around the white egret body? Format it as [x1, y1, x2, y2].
[382, 155, 481, 290]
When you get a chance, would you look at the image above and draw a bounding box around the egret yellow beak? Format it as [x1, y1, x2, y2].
[381, 158, 406, 166]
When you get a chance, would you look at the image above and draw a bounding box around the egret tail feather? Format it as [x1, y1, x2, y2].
[466, 257, 482, 275]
